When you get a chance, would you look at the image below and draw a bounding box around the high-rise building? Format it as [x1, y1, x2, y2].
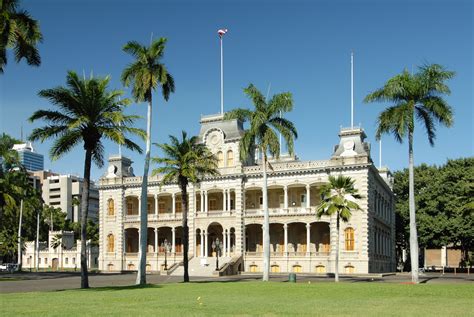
[42, 174, 100, 222]
[12, 142, 44, 171]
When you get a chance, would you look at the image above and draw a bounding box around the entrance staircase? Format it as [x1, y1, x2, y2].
[171, 256, 232, 277]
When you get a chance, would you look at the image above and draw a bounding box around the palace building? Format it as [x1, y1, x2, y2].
[98, 113, 396, 275]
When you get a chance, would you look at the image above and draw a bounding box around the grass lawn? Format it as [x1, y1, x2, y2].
[2, 282, 473, 316]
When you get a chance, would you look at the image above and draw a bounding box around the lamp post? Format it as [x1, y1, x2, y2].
[211, 238, 221, 271]
[161, 239, 171, 271]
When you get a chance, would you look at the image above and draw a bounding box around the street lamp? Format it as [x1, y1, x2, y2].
[211, 238, 222, 271]
[161, 239, 171, 271]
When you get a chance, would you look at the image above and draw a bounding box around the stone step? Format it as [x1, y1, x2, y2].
[171, 256, 232, 277]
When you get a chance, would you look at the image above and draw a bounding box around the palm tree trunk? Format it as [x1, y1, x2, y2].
[335, 212, 340, 282]
[180, 182, 189, 282]
[408, 130, 419, 283]
[136, 98, 152, 285]
[80, 148, 92, 289]
[262, 153, 270, 282]
[17, 199, 23, 270]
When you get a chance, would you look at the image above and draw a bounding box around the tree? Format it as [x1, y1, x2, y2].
[394, 158, 474, 266]
[364, 64, 455, 283]
[121, 37, 175, 285]
[225, 84, 297, 281]
[0, 133, 43, 265]
[152, 131, 219, 282]
[316, 175, 362, 282]
[0, 0, 42, 73]
[29, 71, 144, 288]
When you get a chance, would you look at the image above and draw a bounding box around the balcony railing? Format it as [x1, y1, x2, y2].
[245, 251, 330, 257]
[244, 207, 315, 216]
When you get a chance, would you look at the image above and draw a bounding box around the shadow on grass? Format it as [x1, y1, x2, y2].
[61, 284, 163, 292]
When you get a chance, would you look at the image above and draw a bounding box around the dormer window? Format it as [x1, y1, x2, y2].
[217, 151, 224, 168]
[227, 150, 234, 167]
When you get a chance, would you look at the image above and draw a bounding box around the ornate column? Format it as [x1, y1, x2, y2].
[283, 223, 288, 255]
[306, 223, 311, 256]
[204, 231, 209, 257]
[284, 186, 288, 210]
[154, 228, 158, 253]
[306, 184, 311, 209]
[123, 230, 127, 254]
[261, 224, 265, 254]
[200, 230, 204, 257]
[200, 191, 204, 212]
[172, 193, 176, 217]
[171, 227, 176, 253]
[154, 194, 158, 217]
[205, 191, 208, 213]
[138, 197, 141, 216]
[227, 229, 231, 256]
[223, 229, 227, 256]
[222, 190, 226, 211]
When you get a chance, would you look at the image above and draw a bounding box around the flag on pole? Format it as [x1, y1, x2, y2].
[218, 28, 228, 37]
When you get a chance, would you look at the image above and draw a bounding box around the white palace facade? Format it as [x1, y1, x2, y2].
[98, 114, 396, 275]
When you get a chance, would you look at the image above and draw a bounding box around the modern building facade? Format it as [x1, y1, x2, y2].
[98, 114, 396, 274]
[43, 174, 100, 222]
[12, 142, 44, 171]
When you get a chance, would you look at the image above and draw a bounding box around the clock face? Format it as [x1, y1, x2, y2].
[343, 140, 355, 150]
[207, 131, 222, 147]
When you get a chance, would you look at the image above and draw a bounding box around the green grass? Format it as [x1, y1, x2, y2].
[2, 282, 473, 316]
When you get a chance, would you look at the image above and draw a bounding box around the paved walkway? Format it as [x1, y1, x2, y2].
[0, 272, 472, 294]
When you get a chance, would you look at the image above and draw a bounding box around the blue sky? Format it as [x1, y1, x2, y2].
[1, 0, 472, 181]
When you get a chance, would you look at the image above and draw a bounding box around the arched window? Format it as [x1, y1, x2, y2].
[315, 265, 326, 273]
[226, 150, 234, 167]
[271, 265, 280, 273]
[345, 265, 355, 273]
[217, 151, 224, 168]
[292, 265, 303, 273]
[249, 264, 258, 272]
[107, 234, 115, 253]
[345, 227, 355, 251]
[107, 198, 114, 216]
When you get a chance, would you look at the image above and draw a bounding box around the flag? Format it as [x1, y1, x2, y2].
[218, 29, 228, 37]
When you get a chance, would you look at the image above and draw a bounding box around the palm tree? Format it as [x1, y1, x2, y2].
[0, 0, 43, 73]
[121, 37, 175, 285]
[225, 84, 297, 281]
[317, 175, 362, 282]
[364, 64, 454, 283]
[29, 71, 144, 288]
[152, 131, 219, 282]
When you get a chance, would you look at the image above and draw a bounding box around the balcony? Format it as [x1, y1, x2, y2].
[244, 207, 315, 216]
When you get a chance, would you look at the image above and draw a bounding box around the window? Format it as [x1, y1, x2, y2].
[39, 258, 41, 264]
[315, 265, 326, 273]
[65, 258, 69, 264]
[127, 202, 134, 215]
[227, 150, 234, 167]
[45, 258, 48, 264]
[107, 234, 115, 253]
[345, 265, 355, 274]
[345, 227, 355, 251]
[27, 257, 31, 265]
[292, 265, 303, 273]
[249, 264, 258, 272]
[271, 265, 280, 273]
[147, 202, 152, 214]
[73, 258, 76, 265]
[158, 202, 166, 213]
[217, 151, 224, 168]
[107, 198, 114, 216]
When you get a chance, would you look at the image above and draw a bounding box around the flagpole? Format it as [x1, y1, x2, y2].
[379, 139, 382, 169]
[351, 51, 354, 128]
[220, 35, 224, 115]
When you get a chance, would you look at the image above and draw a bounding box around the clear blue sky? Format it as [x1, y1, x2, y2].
[1, 0, 472, 181]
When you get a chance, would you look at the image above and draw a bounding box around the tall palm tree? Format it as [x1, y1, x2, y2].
[152, 131, 219, 282]
[225, 84, 297, 281]
[121, 37, 175, 285]
[0, 0, 43, 73]
[317, 175, 361, 282]
[29, 71, 144, 288]
[364, 64, 454, 283]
